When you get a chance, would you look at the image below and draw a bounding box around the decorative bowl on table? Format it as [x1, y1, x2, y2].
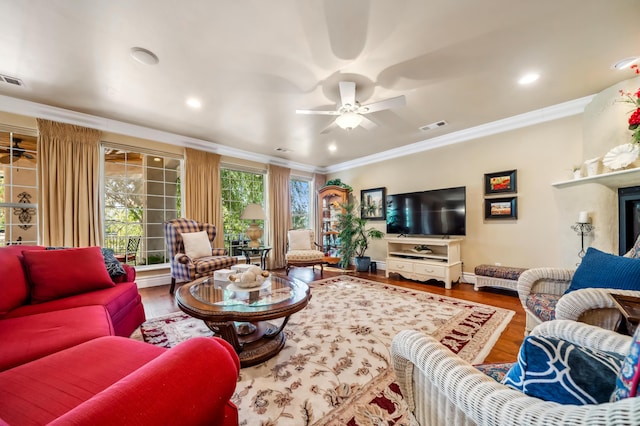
[228, 266, 270, 289]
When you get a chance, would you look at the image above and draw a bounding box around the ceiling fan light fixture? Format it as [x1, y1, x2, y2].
[336, 111, 363, 130]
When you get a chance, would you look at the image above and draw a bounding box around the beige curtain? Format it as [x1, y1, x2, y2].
[313, 173, 327, 250]
[37, 119, 101, 247]
[184, 148, 223, 248]
[268, 165, 291, 269]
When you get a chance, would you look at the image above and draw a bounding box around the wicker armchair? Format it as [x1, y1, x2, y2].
[516, 267, 640, 334]
[391, 320, 639, 426]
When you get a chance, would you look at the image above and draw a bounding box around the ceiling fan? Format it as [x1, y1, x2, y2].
[0, 138, 35, 164]
[296, 81, 406, 131]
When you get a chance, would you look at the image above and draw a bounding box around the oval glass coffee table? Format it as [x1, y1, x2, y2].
[176, 275, 311, 367]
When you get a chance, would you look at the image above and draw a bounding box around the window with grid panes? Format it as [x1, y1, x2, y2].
[0, 131, 38, 245]
[220, 167, 265, 255]
[290, 177, 311, 230]
[103, 147, 181, 266]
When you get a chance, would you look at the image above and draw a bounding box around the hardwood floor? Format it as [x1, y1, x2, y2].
[137, 268, 525, 363]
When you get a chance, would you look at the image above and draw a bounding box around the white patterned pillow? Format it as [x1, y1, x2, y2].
[180, 231, 212, 259]
[288, 230, 312, 250]
[502, 335, 624, 404]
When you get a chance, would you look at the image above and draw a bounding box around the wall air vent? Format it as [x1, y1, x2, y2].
[419, 120, 448, 132]
[0, 74, 25, 87]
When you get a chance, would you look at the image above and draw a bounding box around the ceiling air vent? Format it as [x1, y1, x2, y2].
[420, 120, 448, 132]
[0, 74, 25, 87]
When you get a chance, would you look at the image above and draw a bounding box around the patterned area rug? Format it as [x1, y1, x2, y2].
[134, 275, 514, 425]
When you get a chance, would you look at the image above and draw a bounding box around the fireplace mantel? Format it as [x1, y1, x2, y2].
[552, 167, 640, 189]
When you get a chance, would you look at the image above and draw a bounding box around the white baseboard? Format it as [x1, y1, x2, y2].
[136, 272, 171, 288]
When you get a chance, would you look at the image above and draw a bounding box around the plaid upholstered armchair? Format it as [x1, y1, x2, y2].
[165, 218, 238, 294]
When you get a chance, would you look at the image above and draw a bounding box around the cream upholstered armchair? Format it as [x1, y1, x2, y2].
[164, 218, 238, 294]
[285, 229, 325, 276]
[391, 320, 640, 426]
[517, 239, 640, 334]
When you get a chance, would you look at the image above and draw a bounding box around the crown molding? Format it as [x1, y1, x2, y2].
[0, 94, 593, 175]
[325, 95, 594, 173]
[0, 95, 324, 174]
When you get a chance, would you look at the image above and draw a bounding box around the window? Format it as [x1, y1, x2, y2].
[220, 167, 265, 255]
[103, 147, 181, 266]
[0, 131, 38, 245]
[290, 177, 311, 229]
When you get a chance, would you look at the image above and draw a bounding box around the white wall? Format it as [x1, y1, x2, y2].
[330, 76, 640, 273]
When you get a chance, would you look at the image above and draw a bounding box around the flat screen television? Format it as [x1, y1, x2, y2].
[386, 186, 466, 237]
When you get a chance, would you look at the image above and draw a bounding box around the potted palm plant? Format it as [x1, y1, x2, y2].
[337, 201, 384, 271]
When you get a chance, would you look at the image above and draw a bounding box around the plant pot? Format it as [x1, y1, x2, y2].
[355, 256, 371, 272]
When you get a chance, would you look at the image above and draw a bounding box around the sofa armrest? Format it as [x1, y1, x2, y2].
[112, 264, 136, 283]
[211, 248, 228, 256]
[49, 337, 240, 426]
[175, 253, 192, 264]
[391, 329, 636, 426]
[517, 267, 575, 306]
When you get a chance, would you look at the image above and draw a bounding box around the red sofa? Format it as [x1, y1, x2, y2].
[0, 245, 240, 425]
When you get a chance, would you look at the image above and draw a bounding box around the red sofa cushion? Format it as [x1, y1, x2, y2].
[22, 247, 115, 303]
[0, 336, 239, 426]
[0, 245, 45, 315]
[0, 305, 113, 371]
[5, 282, 145, 337]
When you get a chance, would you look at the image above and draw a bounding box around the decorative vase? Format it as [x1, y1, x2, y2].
[584, 157, 600, 177]
[573, 169, 582, 179]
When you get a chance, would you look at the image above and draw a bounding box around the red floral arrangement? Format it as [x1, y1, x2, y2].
[619, 63, 640, 144]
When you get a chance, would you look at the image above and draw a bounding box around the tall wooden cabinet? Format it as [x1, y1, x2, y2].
[318, 185, 350, 257]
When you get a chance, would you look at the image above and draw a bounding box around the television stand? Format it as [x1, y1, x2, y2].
[385, 237, 462, 289]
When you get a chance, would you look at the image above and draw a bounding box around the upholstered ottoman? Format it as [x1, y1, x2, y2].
[474, 264, 527, 291]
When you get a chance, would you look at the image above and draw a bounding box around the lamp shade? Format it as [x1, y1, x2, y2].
[241, 203, 266, 220]
[336, 111, 363, 130]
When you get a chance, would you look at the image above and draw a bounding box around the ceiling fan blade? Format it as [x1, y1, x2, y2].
[320, 120, 339, 134]
[0, 155, 12, 164]
[296, 109, 340, 116]
[360, 116, 378, 130]
[360, 95, 406, 114]
[339, 81, 356, 107]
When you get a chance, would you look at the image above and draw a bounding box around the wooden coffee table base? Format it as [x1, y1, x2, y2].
[205, 319, 288, 367]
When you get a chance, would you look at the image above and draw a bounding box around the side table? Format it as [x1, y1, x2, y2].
[610, 293, 640, 336]
[238, 246, 272, 269]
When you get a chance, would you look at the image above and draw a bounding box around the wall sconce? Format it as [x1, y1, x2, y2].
[570, 211, 594, 259]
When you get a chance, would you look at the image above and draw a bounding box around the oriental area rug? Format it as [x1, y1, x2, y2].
[133, 275, 514, 426]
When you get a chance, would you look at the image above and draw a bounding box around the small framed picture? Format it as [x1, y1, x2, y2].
[361, 187, 386, 220]
[484, 170, 517, 195]
[485, 197, 518, 220]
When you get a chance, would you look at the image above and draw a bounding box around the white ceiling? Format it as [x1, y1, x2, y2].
[0, 0, 638, 170]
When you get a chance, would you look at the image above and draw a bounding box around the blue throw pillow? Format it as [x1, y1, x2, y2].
[502, 335, 624, 404]
[565, 247, 640, 294]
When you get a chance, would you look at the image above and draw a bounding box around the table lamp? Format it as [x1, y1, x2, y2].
[241, 203, 266, 248]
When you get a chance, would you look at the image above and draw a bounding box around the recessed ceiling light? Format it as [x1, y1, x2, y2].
[518, 73, 540, 85]
[612, 56, 640, 70]
[130, 47, 159, 65]
[328, 144, 337, 152]
[186, 98, 202, 109]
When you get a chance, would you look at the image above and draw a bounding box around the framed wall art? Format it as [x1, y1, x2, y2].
[484, 196, 518, 220]
[484, 170, 517, 195]
[361, 187, 386, 220]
